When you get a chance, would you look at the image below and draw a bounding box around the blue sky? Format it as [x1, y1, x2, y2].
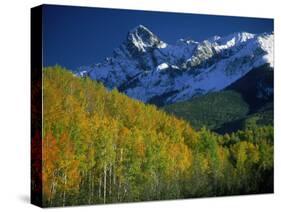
[43, 4, 273, 71]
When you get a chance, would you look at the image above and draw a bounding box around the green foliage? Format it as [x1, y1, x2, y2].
[163, 91, 249, 130]
[42, 66, 273, 207]
[163, 89, 273, 134]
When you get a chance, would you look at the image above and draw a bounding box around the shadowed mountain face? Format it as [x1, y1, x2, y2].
[225, 64, 273, 112]
[76, 25, 273, 106]
[163, 65, 273, 134]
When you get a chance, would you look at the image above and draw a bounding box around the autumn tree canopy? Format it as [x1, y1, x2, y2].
[38, 66, 273, 207]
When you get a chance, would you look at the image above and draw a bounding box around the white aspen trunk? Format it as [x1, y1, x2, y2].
[49, 179, 56, 206]
[113, 163, 116, 200]
[88, 172, 91, 204]
[113, 164, 116, 186]
[117, 149, 123, 201]
[63, 174, 67, 207]
[99, 174, 102, 199]
[103, 164, 107, 204]
[91, 174, 94, 202]
[109, 164, 112, 196]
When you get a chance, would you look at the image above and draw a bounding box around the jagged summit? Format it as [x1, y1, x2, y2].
[126, 25, 167, 53]
[128, 25, 152, 36]
[216, 32, 255, 47]
[77, 26, 274, 105]
[206, 35, 221, 43]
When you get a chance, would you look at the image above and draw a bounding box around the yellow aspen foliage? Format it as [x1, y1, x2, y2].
[41, 66, 273, 206]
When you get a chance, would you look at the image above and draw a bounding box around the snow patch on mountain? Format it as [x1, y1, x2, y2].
[157, 63, 169, 70]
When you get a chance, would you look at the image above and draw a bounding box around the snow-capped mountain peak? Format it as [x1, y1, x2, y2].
[77, 26, 274, 105]
[126, 25, 167, 53]
[215, 32, 255, 49]
[206, 35, 221, 43]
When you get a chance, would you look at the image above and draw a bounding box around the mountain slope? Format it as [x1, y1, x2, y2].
[77, 25, 273, 106]
[225, 64, 273, 112]
[163, 65, 273, 133]
[163, 90, 249, 130]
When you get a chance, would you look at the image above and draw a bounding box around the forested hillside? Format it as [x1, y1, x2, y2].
[163, 91, 250, 130]
[163, 65, 273, 134]
[37, 66, 273, 207]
